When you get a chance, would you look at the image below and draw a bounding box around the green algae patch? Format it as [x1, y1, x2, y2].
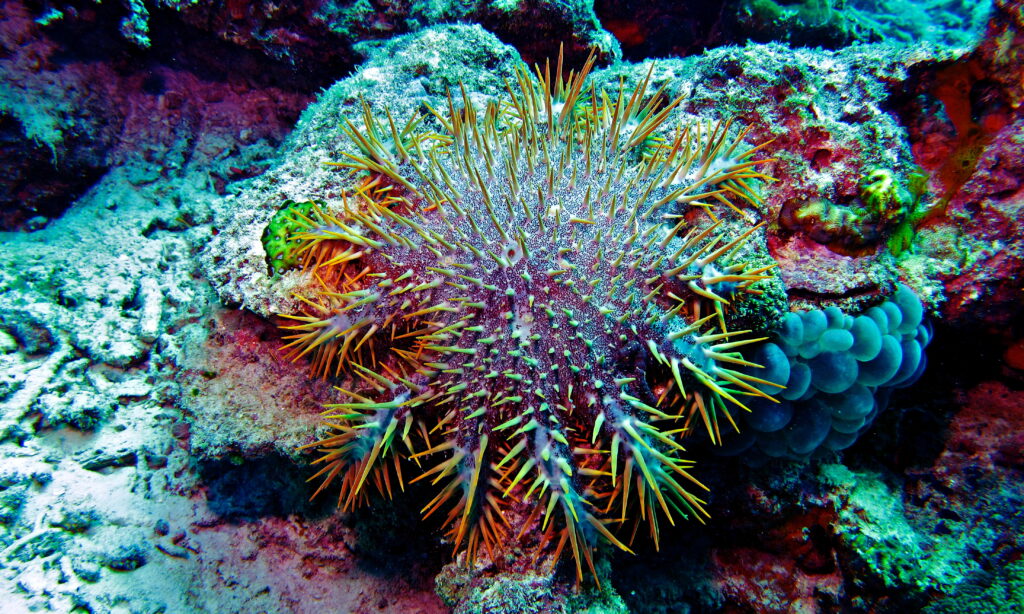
[819, 463, 971, 593]
[924, 558, 1024, 614]
[261, 200, 318, 276]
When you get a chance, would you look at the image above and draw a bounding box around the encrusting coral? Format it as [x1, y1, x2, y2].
[779, 167, 930, 256]
[272, 50, 781, 583]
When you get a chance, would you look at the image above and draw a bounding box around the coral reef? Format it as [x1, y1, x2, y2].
[923, 558, 1024, 614]
[596, 0, 991, 60]
[728, 0, 991, 49]
[648, 39, 931, 312]
[892, 0, 1024, 329]
[2, 0, 1023, 612]
[0, 1, 310, 230]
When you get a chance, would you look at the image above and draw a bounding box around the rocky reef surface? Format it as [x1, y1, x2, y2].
[1, 1, 1022, 613]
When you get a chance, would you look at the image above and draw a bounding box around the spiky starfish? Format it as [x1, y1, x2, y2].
[277, 50, 779, 583]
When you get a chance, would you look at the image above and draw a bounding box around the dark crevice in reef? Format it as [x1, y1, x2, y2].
[845, 316, 1013, 473]
[472, 6, 598, 68]
[612, 532, 718, 614]
[143, 8, 350, 92]
[39, 1, 349, 93]
[595, 1, 877, 62]
[348, 483, 448, 577]
[0, 115, 107, 230]
[784, 285, 885, 303]
[199, 453, 445, 578]
[594, 0, 730, 61]
[200, 454, 336, 521]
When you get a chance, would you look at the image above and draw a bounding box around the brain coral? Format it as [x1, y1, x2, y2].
[274, 51, 781, 582]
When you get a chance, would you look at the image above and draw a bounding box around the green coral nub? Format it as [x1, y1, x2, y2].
[859, 168, 905, 216]
[780, 167, 931, 256]
[262, 199, 318, 275]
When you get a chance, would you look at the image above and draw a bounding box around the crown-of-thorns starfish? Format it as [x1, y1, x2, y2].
[276, 48, 781, 584]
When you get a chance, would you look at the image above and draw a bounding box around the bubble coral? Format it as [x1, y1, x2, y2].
[726, 284, 931, 460]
